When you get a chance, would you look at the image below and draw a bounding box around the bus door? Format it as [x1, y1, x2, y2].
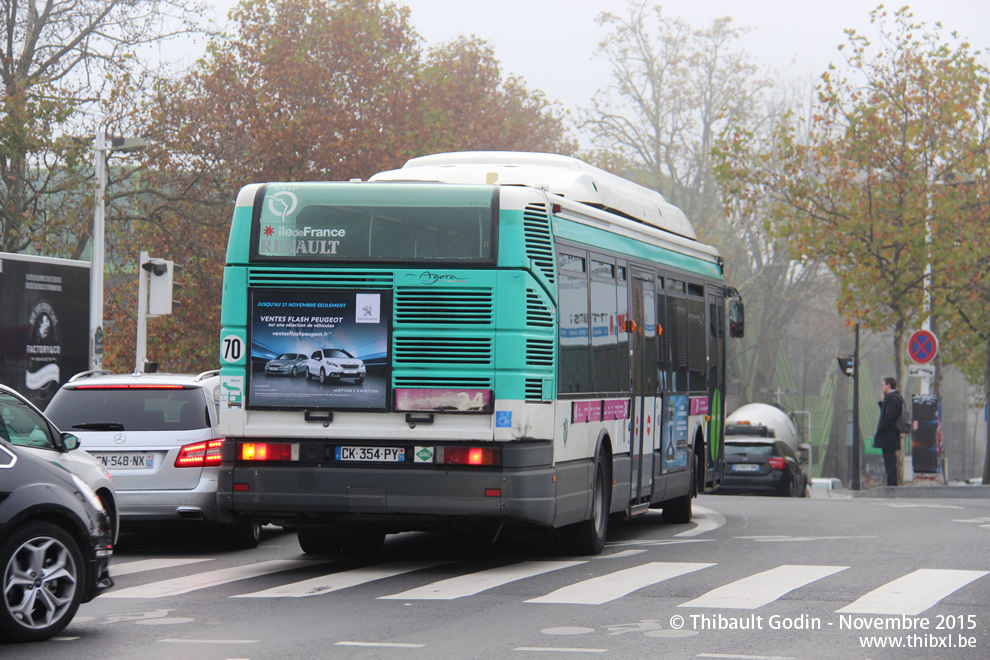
[628, 270, 657, 506]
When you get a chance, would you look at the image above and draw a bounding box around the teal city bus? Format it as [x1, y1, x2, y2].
[216, 152, 743, 555]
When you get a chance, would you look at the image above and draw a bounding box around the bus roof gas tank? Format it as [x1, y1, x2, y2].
[725, 403, 799, 453]
[369, 151, 698, 241]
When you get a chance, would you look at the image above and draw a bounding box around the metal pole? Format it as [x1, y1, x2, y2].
[852, 323, 861, 490]
[921, 188, 933, 396]
[89, 133, 107, 370]
[136, 251, 149, 372]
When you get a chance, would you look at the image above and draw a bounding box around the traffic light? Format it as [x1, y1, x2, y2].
[837, 355, 855, 377]
[143, 258, 176, 315]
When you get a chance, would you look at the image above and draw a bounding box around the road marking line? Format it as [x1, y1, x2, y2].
[735, 535, 876, 543]
[233, 561, 449, 598]
[679, 564, 848, 609]
[514, 647, 608, 654]
[103, 560, 327, 598]
[836, 568, 990, 615]
[111, 558, 215, 577]
[379, 561, 585, 600]
[674, 506, 725, 537]
[697, 654, 795, 659]
[335, 641, 426, 648]
[527, 562, 714, 605]
[158, 638, 259, 644]
[597, 549, 647, 559]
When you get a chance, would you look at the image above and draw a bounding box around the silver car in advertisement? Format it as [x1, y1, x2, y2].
[263, 352, 308, 377]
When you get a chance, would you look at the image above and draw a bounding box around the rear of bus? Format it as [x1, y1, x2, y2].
[216, 181, 561, 546]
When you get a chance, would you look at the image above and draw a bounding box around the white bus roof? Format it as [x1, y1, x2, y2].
[369, 151, 698, 240]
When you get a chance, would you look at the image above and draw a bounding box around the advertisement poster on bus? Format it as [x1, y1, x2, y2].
[247, 289, 389, 410]
[662, 394, 690, 472]
[0, 253, 89, 409]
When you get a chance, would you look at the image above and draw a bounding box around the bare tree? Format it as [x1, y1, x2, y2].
[1, 0, 210, 255]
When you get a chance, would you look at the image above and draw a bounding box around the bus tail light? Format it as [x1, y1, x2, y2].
[175, 439, 224, 468]
[768, 457, 787, 470]
[240, 442, 299, 461]
[441, 447, 499, 466]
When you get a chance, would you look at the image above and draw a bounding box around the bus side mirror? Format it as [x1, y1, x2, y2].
[729, 300, 745, 338]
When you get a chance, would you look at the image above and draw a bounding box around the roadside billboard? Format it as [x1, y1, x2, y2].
[247, 289, 389, 411]
[0, 253, 90, 408]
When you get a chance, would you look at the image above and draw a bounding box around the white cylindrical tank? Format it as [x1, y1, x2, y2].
[725, 403, 798, 452]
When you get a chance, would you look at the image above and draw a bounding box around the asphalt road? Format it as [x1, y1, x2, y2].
[3, 491, 989, 659]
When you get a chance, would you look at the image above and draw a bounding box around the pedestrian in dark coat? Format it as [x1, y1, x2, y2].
[874, 376, 904, 486]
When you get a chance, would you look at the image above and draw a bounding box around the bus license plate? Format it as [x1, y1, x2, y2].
[335, 446, 405, 463]
[93, 453, 155, 469]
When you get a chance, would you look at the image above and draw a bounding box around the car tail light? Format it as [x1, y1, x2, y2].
[240, 442, 299, 461]
[175, 439, 224, 467]
[768, 457, 787, 470]
[441, 447, 499, 466]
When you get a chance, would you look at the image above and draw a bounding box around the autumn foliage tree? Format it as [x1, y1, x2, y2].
[723, 7, 987, 389]
[103, 0, 575, 373]
[0, 0, 208, 257]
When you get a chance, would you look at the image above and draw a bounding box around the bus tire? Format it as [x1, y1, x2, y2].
[663, 463, 694, 524]
[297, 527, 340, 555]
[560, 453, 611, 556]
[227, 522, 262, 549]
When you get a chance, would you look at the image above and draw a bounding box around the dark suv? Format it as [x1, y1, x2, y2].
[0, 440, 114, 642]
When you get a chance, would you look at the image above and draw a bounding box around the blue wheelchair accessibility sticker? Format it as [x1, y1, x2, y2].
[496, 411, 512, 428]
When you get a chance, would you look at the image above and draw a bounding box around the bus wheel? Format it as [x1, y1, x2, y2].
[561, 453, 611, 555]
[663, 462, 694, 524]
[297, 527, 340, 555]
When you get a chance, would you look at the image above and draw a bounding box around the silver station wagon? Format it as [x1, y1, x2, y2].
[44, 370, 261, 548]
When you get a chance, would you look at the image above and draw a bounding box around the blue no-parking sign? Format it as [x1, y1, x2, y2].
[907, 329, 938, 365]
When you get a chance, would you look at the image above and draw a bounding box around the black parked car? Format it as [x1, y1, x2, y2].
[718, 439, 809, 497]
[0, 440, 114, 643]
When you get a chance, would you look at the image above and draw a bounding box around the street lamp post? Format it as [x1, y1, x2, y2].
[88, 134, 146, 370]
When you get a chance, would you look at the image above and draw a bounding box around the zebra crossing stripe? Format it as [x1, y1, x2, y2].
[233, 561, 450, 598]
[836, 568, 989, 616]
[111, 558, 215, 577]
[103, 559, 328, 598]
[526, 562, 714, 605]
[678, 564, 848, 610]
[379, 561, 586, 600]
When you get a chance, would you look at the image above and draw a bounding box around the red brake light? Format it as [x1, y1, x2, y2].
[175, 439, 224, 468]
[75, 384, 185, 389]
[240, 442, 298, 461]
[442, 447, 499, 466]
[768, 457, 787, 470]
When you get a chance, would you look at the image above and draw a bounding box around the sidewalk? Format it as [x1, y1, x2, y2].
[854, 484, 990, 499]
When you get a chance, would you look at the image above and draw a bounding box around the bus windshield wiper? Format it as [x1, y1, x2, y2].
[71, 422, 125, 431]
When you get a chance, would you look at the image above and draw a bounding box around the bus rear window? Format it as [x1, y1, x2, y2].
[253, 183, 495, 262]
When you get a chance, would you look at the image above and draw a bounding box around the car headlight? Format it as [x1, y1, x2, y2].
[71, 474, 105, 513]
